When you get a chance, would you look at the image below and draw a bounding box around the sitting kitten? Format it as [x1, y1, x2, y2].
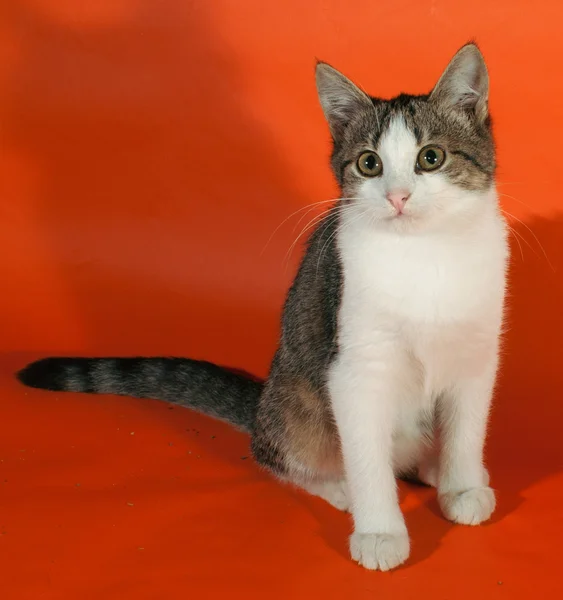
[18, 43, 508, 571]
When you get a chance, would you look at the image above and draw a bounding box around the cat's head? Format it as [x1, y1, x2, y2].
[316, 43, 496, 231]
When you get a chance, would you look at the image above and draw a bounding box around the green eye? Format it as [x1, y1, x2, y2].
[417, 145, 446, 171]
[357, 151, 383, 177]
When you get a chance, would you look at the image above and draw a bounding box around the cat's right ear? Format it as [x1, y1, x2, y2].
[315, 63, 373, 140]
[429, 43, 489, 123]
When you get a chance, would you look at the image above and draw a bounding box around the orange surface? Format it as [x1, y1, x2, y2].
[1, 1, 563, 598]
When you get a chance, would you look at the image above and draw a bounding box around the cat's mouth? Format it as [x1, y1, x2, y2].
[384, 210, 422, 229]
[388, 210, 412, 221]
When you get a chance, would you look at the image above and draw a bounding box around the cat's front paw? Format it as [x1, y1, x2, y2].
[439, 486, 496, 525]
[350, 531, 410, 571]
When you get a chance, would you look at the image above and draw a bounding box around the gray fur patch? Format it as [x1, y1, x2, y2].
[64, 364, 87, 393]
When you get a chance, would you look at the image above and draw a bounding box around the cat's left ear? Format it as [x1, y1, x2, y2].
[430, 43, 489, 123]
[315, 62, 374, 139]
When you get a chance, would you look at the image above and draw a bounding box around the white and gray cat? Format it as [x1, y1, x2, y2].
[18, 43, 508, 571]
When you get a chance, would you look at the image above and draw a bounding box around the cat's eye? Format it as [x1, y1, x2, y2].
[417, 146, 446, 172]
[357, 151, 383, 177]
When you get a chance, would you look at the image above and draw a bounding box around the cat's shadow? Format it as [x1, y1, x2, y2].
[485, 212, 563, 517]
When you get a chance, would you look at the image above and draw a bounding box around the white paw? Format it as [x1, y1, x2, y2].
[439, 486, 496, 525]
[350, 531, 410, 571]
[305, 479, 350, 512]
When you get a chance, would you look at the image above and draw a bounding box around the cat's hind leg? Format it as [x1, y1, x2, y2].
[251, 377, 347, 510]
[300, 478, 350, 512]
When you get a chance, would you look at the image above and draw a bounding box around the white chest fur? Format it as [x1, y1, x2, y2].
[336, 201, 508, 398]
[332, 202, 508, 474]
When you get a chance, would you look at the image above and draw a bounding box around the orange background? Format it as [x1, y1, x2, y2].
[1, 1, 563, 598]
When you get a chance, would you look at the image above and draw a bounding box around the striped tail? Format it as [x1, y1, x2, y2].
[17, 357, 263, 432]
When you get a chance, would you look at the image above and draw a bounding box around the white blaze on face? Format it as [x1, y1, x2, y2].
[378, 117, 418, 195]
[357, 116, 419, 219]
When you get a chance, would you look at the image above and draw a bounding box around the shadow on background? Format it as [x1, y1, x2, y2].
[2, 1, 308, 372]
[490, 214, 563, 508]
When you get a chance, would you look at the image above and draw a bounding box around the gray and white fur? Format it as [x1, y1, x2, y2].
[18, 43, 508, 571]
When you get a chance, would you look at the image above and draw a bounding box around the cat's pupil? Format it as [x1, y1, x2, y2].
[365, 155, 376, 170]
[425, 150, 438, 164]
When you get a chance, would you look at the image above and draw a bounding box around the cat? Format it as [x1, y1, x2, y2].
[17, 42, 509, 571]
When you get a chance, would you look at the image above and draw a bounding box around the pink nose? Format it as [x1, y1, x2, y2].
[386, 190, 411, 213]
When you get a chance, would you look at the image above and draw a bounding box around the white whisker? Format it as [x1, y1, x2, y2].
[501, 209, 555, 272]
[498, 192, 533, 211]
[260, 199, 340, 256]
[261, 197, 369, 256]
[315, 208, 367, 278]
[283, 204, 356, 269]
[506, 224, 525, 262]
